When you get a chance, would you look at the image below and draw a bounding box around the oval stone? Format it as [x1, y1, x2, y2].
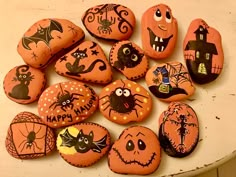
[82, 4, 135, 41]
[145, 61, 195, 102]
[38, 81, 98, 128]
[183, 18, 224, 84]
[109, 40, 149, 80]
[3, 65, 46, 104]
[17, 18, 85, 69]
[158, 102, 199, 157]
[108, 125, 161, 175]
[57, 122, 111, 167]
[55, 41, 112, 84]
[5, 111, 56, 159]
[99, 79, 152, 124]
[142, 4, 178, 59]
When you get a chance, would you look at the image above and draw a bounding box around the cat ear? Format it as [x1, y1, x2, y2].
[78, 129, 84, 136]
[128, 43, 132, 46]
[89, 131, 94, 139]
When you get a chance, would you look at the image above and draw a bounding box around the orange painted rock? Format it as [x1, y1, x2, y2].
[5, 112, 56, 159]
[145, 61, 195, 102]
[99, 79, 152, 124]
[109, 40, 149, 80]
[17, 18, 85, 68]
[38, 81, 98, 128]
[183, 18, 224, 84]
[141, 4, 178, 59]
[159, 102, 199, 157]
[82, 4, 135, 41]
[55, 41, 112, 84]
[57, 122, 111, 167]
[108, 126, 161, 175]
[3, 65, 46, 104]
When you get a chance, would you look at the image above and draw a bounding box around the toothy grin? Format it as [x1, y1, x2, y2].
[147, 27, 173, 52]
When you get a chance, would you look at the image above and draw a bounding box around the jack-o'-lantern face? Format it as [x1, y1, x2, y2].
[108, 126, 161, 175]
[142, 4, 178, 59]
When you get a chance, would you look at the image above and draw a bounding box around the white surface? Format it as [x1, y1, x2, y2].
[0, 0, 236, 177]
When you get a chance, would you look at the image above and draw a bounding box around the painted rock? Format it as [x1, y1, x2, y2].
[82, 4, 135, 41]
[108, 125, 161, 175]
[99, 79, 152, 124]
[145, 61, 195, 102]
[141, 4, 178, 59]
[17, 18, 85, 69]
[57, 122, 111, 167]
[38, 81, 98, 128]
[3, 65, 46, 104]
[109, 40, 149, 80]
[55, 41, 112, 84]
[5, 112, 56, 159]
[159, 102, 199, 157]
[183, 18, 224, 84]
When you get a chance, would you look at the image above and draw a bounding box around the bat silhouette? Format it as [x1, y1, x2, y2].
[60, 129, 107, 153]
[22, 19, 63, 50]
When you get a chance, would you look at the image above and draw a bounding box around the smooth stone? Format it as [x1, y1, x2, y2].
[183, 18, 224, 84]
[145, 61, 195, 102]
[5, 111, 56, 159]
[38, 81, 98, 128]
[3, 65, 46, 104]
[82, 4, 135, 41]
[159, 102, 199, 157]
[55, 41, 112, 84]
[57, 122, 111, 167]
[17, 18, 85, 69]
[99, 79, 152, 124]
[109, 40, 149, 80]
[141, 4, 178, 59]
[108, 125, 161, 175]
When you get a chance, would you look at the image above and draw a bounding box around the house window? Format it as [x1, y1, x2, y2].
[200, 34, 204, 40]
[206, 53, 210, 60]
[196, 51, 200, 58]
[198, 63, 207, 75]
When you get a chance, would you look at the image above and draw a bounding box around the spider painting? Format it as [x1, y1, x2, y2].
[49, 84, 83, 112]
[18, 122, 45, 153]
[100, 80, 148, 117]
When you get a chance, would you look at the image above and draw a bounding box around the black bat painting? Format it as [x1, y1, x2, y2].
[60, 129, 107, 153]
[22, 19, 63, 50]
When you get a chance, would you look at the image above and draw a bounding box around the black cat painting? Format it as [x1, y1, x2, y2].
[114, 43, 144, 70]
[8, 65, 34, 100]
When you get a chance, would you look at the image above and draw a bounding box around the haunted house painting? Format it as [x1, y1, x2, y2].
[184, 25, 220, 84]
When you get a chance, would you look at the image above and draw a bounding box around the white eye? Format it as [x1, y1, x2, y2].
[19, 75, 22, 78]
[115, 88, 123, 96]
[123, 89, 131, 97]
[123, 47, 131, 55]
[78, 137, 84, 142]
[154, 9, 162, 21]
[23, 75, 27, 78]
[131, 54, 138, 61]
[84, 138, 89, 144]
[66, 100, 70, 103]
[165, 9, 172, 23]
[62, 102, 67, 106]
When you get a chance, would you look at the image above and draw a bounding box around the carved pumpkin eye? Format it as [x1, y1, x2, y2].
[154, 9, 162, 21]
[126, 140, 134, 151]
[123, 47, 131, 55]
[123, 89, 131, 97]
[115, 88, 123, 96]
[131, 54, 138, 61]
[165, 9, 172, 23]
[138, 139, 146, 150]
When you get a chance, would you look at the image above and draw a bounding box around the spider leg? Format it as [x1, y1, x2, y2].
[103, 104, 110, 112]
[33, 141, 42, 151]
[35, 125, 42, 134]
[49, 102, 57, 109]
[99, 95, 110, 100]
[18, 140, 26, 148]
[102, 100, 110, 106]
[19, 129, 27, 138]
[71, 93, 83, 97]
[61, 106, 66, 112]
[69, 103, 74, 110]
[133, 108, 138, 118]
[134, 99, 143, 104]
[109, 109, 114, 117]
[20, 141, 27, 152]
[135, 103, 143, 108]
